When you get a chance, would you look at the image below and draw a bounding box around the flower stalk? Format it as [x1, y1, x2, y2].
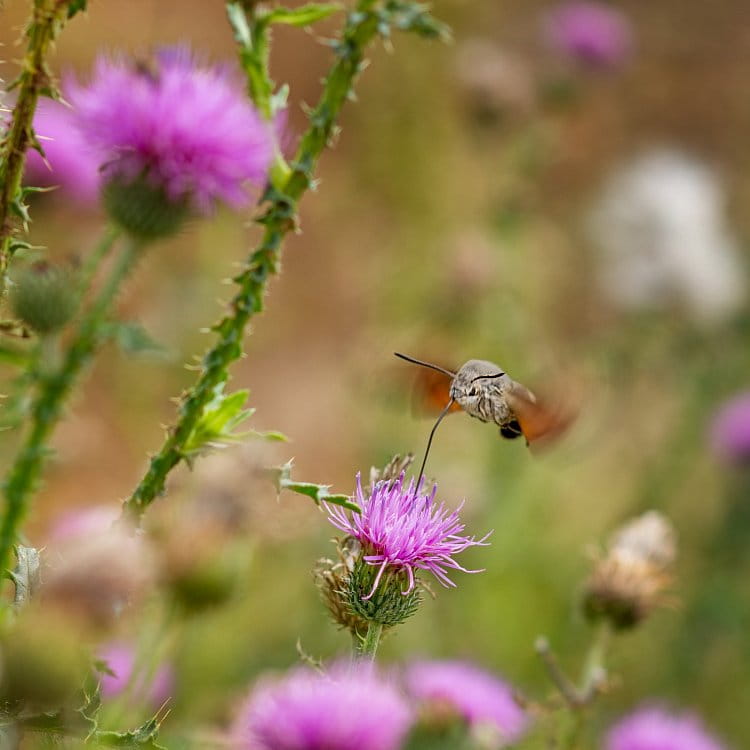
[122, 0, 447, 523]
[357, 621, 384, 660]
[0, 230, 135, 576]
[0, 0, 80, 280]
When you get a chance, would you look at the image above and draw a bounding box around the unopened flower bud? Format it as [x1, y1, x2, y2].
[103, 176, 190, 242]
[11, 263, 77, 334]
[154, 514, 244, 614]
[583, 511, 677, 629]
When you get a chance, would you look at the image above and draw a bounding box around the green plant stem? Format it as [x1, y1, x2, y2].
[579, 620, 610, 699]
[122, 0, 383, 523]
[561, 622, 611, 750]
[76, 224, 120, 299]
[226, 2, 274, 120]
[0, 234, 137, 576]
[357, 621, 383, 660]
[0, 0, 75, 279]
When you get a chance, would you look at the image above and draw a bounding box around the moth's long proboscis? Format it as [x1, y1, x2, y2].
[393, 352, 456, 378]
[415, 398, 456, 488]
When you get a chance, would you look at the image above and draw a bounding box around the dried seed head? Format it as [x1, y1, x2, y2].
[583, 511, 677, 630]
[313, 537, 370, 636]
[367, 454, 415, 493]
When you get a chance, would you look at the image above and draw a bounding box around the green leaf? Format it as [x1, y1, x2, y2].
[264, 3, 343, 27]
[269, 459, 360, 512]
[182, 384, 286, 460]
[270, 83, 290, 117]
[92, 716, 167, 748]
[226, 3, 252, 47]
[67, 0, 88, 18]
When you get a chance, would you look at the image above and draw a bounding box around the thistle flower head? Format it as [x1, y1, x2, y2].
[25, 98, 101, 204]
[405, 660, 528, 747]
[606, 706, 727, 750]
[711, 391, 750, 465]
[43, 506, 154, 627]
[543, 1, 634, 69]
[325, 474, 489, 600]
[234, 664, 412, 750]
[583, 511, 677, 629]
[68, 46, 275, 213]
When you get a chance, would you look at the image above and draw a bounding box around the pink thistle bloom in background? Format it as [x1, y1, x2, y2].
[98, 642, 174, 708]
[234, 664, 412, 750]
[711, 391, 750, 465]
[325, 474, 490, 599]
[543, 1, 633, 68]
[24, 99, 101, 204]
[48, 504, 119, 541]
[606, 706, 728, 750]
[68, 46, 275, 211]
[405, 660, 528, 747]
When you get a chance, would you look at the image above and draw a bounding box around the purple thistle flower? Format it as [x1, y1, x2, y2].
[234, 664, 413, 750]
[543, 1, 634, 69]
[711, 391, 750, 465]
[606, 706, 728, 750]
[68, 47, 275, 211]
[405, 660, 528, 746]
[24, 99, 101, 204]
[325, 474, 490, 599]
[98, 642, 174, 708]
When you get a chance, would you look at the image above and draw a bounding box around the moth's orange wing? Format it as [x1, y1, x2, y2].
[505, 382, 575, 445]
[410, 368, 463, 416]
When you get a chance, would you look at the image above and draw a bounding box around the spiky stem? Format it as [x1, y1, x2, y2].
[0, 231, 135, 576]
[0, 0, 80, 280]
[121, 0, 394, 522]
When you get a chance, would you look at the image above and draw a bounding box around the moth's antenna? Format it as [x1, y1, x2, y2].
[416, 398, 455, 488]
[394, 352, 456, 378]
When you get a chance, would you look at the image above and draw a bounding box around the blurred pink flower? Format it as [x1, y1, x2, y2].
[44, 506, 154, 626]
[606, 706, 727, 750]
[98, 642, 173, 708]
[711, 391, 750, 465]
[405, 660, 528, 747]
[543, 1, 633, 68]
[24, 98, 101, 204]
[48, 505, 119, 541]
[234, 664, 412, 750]
[68, 46, 275, 211]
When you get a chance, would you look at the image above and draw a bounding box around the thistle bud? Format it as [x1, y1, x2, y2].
[583, 511, 677, 629]
[159, 524, 241, 614]
[103, 176, 190, 242]
[11, 263, 77, 334]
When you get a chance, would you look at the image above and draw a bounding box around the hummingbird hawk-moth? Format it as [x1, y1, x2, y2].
[394, 352, 574, 481]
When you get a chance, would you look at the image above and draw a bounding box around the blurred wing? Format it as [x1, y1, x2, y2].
[505, 381, 575, 445]
[410, 368, 463, 417]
